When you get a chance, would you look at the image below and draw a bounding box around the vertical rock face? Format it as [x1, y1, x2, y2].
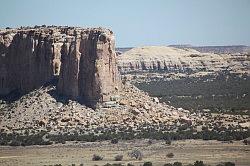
[0, 26, 121, 106]
[0, 29, 55, 95]
[57, 28, 120, 105]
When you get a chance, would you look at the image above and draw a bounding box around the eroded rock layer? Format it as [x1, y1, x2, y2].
[0, 28, 58, 95]
[57, 28, 121, 105]
[0, 26, 121, 105]
[118, 46, 250, 75]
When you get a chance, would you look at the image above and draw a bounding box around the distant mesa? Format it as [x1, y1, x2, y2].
[0, 26, 121, 106]
[117, 46, 249, 75]
[169, 44, 250, 54]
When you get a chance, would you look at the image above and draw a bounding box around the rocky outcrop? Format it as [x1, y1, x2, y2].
[57, 28, 120, 105]
[118, 46, 250, 75]
[0, 26, 121, 106]
[0, 28, 57, 95]
[0, 83, 193, 133]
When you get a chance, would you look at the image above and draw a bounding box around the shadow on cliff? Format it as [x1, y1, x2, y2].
[47, 89, 96, 108]
[47, 89, 70, 105]
[46, 77, 96, 107]
[0, 90, 22, 103]
[0, 76, 96, 108]
[45, 77, 71, 105]
[0, 77, 62, 104]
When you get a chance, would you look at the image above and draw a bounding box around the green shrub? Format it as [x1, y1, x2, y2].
[127, 163, 134, 166]
[166, 152, 174, 158]
[148, 140, 153, 145]
[104, 164, 124, 166]
[243, 139, 250, 145]
[128, 149, 143, 160]
[216, 164, 224, 166]
[193, 161, 205, 166]
[165, 139, 171, 145]
[143, 161, 152, 166]
[111, 138, 119, 144]
[173, 162, 182, 166]
[111, 164, 124, 166]
[92, 154, 103, 161]
[114, 155, 123, 161]
[186, 164, 194, 166]
[224, 162, 235, 166]
[163, 164, 172, 166]
[9, 140, 20, 146]
[103, 163, 112, 166]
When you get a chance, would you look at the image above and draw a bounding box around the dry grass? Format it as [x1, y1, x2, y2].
[0, 139, 249, 166]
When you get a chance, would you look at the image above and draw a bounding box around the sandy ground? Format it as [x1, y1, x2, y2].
[0, 139, 249, 166]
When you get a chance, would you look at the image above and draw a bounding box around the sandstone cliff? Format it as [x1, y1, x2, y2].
[0, 26, 121, 106]
[118, 46, 250, 75]
[57, 28, 120, 105]
[0, 28, 57, 95]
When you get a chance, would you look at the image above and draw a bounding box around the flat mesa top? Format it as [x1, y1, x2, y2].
[0, 25, 113, 36]
[0, 26, 114, 46]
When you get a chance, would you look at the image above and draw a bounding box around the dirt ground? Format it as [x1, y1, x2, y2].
[0, 139, 249, 166]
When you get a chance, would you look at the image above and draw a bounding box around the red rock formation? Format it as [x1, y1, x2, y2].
[57, 28, 121, 105]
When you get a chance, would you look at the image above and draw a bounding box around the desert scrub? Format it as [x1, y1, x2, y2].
[128, 149, 143, 160]
[111, 138, 119, 144]
[193, 161, 205, 166]
[143, 162, 153, 166]
[92, 154, 103, 161]
[166, 152, 174, 158]
[114, 154, 123, 161]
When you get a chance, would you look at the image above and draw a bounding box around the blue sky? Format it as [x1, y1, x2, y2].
[0, 0, 250, 47]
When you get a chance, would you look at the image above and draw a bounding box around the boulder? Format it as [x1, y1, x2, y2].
[130, 108, 141, 115]
[119, 99, 129, 105]
[38, 119, 48, 126]
[143, 103, 150, 110]
[153, 97, 159, 103]
[61, 116, 71, 122]
[110, 95, 120, 101]
[103, 101, 118, 108]
[130, 100, 137, 107]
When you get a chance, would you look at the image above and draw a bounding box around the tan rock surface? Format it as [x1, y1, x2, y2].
[0, 29, 56, 95]
[118, 46, 250, 75]
[57, 28, 121, 106]
[0, 83, 201, 134]
[0, 26, 121, 107]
